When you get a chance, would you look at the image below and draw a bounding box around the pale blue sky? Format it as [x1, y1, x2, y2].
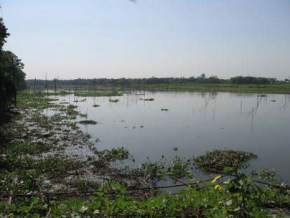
[2, 0, 290, 79]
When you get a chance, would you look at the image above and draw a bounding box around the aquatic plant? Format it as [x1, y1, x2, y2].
[109, 99, 119, 103]
[143, 98, 154, 101]
[99, 147, 130, 162]
[194, 150, 257, 173]
[79, 120, 97, 125]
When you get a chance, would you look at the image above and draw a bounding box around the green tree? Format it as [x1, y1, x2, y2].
[0, 17, 25, 118]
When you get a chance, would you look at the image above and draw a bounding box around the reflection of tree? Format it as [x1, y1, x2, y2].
[239, 95, 269, 131]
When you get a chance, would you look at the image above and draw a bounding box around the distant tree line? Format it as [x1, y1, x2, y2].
[230, 76, 277, 84]
[0, 18, 25, 120]
[26, 74, 286, 90]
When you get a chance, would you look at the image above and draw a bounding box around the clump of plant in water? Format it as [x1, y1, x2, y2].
[194, 150, 257, 173]
[109, 99, 119, 103]
[142, 98, 154, 101]
[79, 120, 97, 125]
[99, 147, 130, 162]
[65, 104, 79, 117]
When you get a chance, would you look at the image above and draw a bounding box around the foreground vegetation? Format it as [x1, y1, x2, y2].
[0, 92, 290, 217]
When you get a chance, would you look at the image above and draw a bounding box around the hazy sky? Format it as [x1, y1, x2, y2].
[2, 0, 290, 79]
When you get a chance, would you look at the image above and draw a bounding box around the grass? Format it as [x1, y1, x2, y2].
[74, 90, 122, 97]
[133, 83, 290, 94]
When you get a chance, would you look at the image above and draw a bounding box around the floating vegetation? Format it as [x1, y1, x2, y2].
[161, 108, 169, 111]
[167, 156, 192, 179]
[109, 99, 119, 103]
[143, 98, 154, 101]
[79, 113, 88, 118]
[194, 150, 257, 173]
[61, 104, 79, 119]
[257, 94, 267, 97]
[93, 104, 100, 107]
[79, 120, 97, 125]
[99, 147, 130, 162]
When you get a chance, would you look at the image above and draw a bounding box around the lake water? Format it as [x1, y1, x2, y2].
[55, 91, 290, 182]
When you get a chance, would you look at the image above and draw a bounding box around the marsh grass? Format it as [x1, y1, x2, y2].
[75, 90, 122, 97]
[134, 83, 290, 94]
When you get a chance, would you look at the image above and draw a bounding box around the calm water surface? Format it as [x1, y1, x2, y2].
[56, 92, 290, 181]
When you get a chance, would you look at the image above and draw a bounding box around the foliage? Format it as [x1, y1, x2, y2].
[0, 19, 25, 119]
[231, 76, 276, 85]
[1, 174, 290, 217]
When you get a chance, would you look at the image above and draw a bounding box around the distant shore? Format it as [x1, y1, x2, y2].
[130, 83, 290, 94]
